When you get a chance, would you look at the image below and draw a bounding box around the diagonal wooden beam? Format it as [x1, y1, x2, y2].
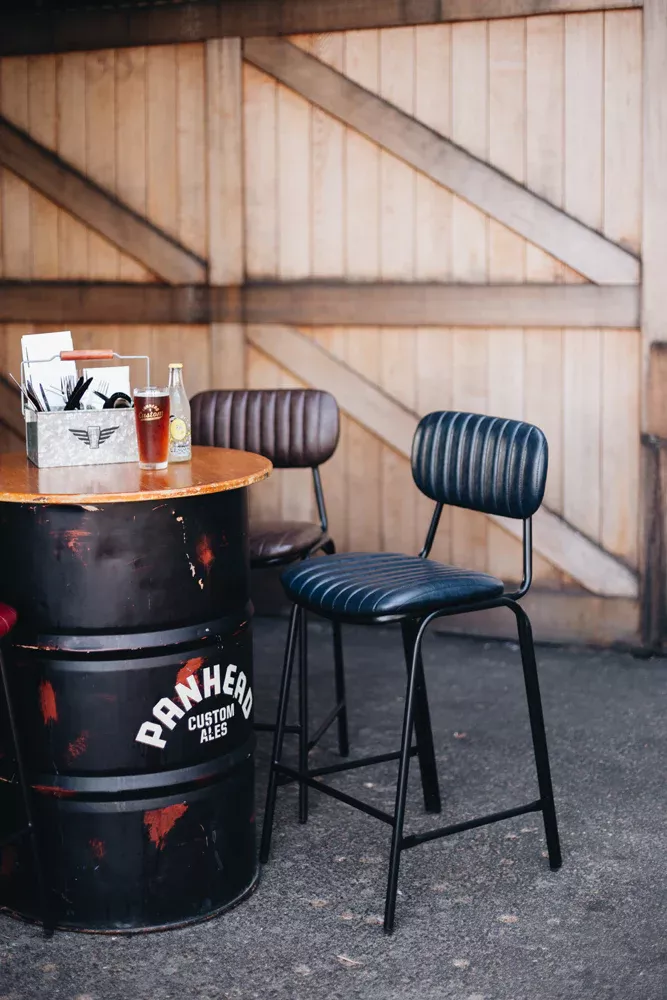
[244, 37, 640, 286]
[0, 118, 207, 285]
[0, 1, 643, 57]
[246, 322, 639, 598]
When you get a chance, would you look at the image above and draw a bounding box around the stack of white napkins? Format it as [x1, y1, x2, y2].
[21, 331, 77, 411]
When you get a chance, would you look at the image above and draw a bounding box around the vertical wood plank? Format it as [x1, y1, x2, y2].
[208, 39, 243, 286]
[345, 330, 383, 553]
[563, 14, 603, 544]
[526, 15, 565, 283]
[28, 56, 58, 279]
[277, 82, 310, 279]
[451, 21, 488, 284]
[414, 25, 452, 283]
[115, 47, 151, 282]
[643, 0, 667, 357]
[308, 33, 345, 278]
[525, 11, 565, 563]
[601, 330, 640, 565]
[487, 18, 526, 581]
[243, 64, 277, 279]
[344, 30, 380, 280]
[563, 329, 602, 541]
[86, 50, 119, 279]
[344, 31, 382, 553]
[177, 44, 207, 260]
[57, 53, 89, 280]
[1, 58, 31, 278]
[378, 27, 417, 556]
[602, 10, 642, 568]
[299, 34, 347, 539]
[146, 46, 178, 241]
[243, 62, 279, 515]
[413, 23, 453, 561]
[604, 11, 642, 254]
[208, 38, 245, 389]
[450, 21, 489, 570]
[565, 13, 603, 231]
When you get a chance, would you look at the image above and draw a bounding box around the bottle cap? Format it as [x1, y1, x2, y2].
[169, 362, 183, 369]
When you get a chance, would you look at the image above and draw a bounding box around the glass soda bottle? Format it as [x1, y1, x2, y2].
[167, 362, 192, 462]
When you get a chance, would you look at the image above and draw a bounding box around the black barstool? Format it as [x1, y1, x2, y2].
[0, 602, 53, 935]
[191, 388, 349, 821]
[260, 410, 562, 932]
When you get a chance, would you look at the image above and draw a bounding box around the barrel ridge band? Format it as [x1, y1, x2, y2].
[13, 602, 254, 656]
[30, 733, 256, 799]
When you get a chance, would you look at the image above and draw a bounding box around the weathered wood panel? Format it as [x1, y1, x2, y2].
[0, 0, 644, 58]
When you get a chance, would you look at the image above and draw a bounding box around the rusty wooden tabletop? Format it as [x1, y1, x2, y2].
[0, 446, 272, 504]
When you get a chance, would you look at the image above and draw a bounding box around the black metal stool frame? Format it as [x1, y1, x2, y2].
[252, 465, 349, 823]
[261, 464, 562, 933]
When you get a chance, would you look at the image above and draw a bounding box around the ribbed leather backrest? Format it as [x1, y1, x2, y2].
[191, 389, 340, 468]
[412, 411, 548, 518]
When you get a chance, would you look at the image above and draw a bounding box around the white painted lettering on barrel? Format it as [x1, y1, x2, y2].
[203, 663, 221, 698]
[233, 671, 247, 703]
[176, 674, 203, 711]
[241, 688, 253, 720]
[136, 721, 167, 749]
[153, 697, 185, 730]
[223, 663, 237, 696]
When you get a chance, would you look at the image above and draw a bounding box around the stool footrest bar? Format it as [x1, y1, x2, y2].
[255, 722, 300, 734]
[401, 800, 542, 850]
[307, 701, 346, 750]
[275, 764, 395, 826]
[307, 747, 419, 779]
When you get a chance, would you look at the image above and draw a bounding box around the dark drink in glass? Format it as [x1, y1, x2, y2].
[134, 387, 170, 470]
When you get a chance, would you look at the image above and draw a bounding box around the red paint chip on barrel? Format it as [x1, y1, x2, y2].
[143, 803, 189, 850]
[38, 679, 58, 724]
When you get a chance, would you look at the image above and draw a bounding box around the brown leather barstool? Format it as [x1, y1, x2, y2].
[0, 602, 53, 935]
[191, 389, 349, 821]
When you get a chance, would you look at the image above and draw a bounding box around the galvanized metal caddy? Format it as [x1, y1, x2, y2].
[22, 349, 150, 469]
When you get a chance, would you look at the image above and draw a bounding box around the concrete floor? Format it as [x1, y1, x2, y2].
[1, 617, 666, 1000]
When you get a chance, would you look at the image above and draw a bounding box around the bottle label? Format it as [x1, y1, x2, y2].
[170, 417, 188, 442]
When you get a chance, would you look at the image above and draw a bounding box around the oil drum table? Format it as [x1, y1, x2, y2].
[0, 446, 272, 932]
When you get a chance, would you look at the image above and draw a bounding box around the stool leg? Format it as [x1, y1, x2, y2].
[298, 609, 309, 824]
[331, 622, 349, 757]
[513, 604, 562, 871]
[322, 539, 350, 758]
[384, 627, 422, 934]
[260, 605, 300, 864]
[0, 647, 53, 936]
[401, 620, 441, 814]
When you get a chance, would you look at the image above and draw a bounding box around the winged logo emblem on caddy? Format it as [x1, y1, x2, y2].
[69, 426, 119, 450]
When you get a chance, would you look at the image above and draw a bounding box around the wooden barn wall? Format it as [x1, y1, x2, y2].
[0, 13, 644, 642]
[243, 14, 643, 594]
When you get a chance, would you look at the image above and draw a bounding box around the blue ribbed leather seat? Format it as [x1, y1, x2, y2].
[281, 552, 504, 618]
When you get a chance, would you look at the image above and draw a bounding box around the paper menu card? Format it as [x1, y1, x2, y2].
[83, 366, 131, 410]
[21, 331, 77, 411]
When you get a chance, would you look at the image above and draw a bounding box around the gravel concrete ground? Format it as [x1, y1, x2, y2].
[1, 616, 666, 1000]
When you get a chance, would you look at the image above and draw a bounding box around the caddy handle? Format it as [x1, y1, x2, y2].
[60, 350, 115, 361]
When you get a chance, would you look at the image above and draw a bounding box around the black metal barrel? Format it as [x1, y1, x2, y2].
[0, 489, 257, 931]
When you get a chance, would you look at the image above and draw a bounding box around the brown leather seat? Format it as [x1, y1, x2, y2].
[249, 520, 326, 565]
[191, 388, 340, 566]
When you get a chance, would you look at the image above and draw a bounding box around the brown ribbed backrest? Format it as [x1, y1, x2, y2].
[191, 389, 340, 468]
